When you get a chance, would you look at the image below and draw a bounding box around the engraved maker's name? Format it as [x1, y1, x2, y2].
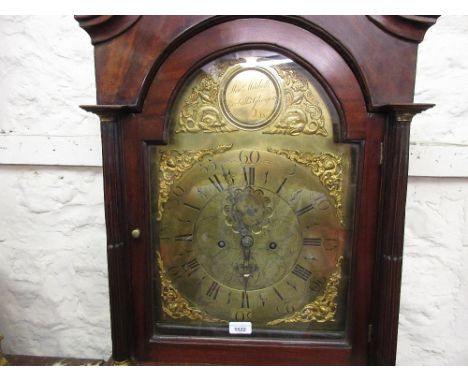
[227, 78, 277, 112]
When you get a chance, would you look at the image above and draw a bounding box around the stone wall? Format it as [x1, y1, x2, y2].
[0, 15, 466, 364]
[0, 15, 109, 359]
[0, 166, 109, 358]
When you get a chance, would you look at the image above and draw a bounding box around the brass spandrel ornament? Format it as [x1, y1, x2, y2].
[152, 50, 356, 335]
[156, 251, 227, 323]
[176, 58, 246, 134]
[267, 256, 343, 325]
[157, 144, 233, 220]
[267, 147, 344, 225]
[174, 55, 331, 137]
[264, 66, 328, 136]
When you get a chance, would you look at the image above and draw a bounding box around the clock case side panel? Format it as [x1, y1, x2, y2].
[125, 19, 380, 365]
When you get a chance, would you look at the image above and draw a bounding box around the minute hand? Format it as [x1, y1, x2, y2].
[240, 234, 254, 292]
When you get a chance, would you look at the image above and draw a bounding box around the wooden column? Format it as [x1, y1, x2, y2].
[371, 104, 434, 365]
[82, 107, 133, 364]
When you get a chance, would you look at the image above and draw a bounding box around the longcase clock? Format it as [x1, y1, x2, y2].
[75, 15, 437, 365]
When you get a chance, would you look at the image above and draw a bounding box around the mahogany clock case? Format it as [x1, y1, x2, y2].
[75, 15, 437, 365]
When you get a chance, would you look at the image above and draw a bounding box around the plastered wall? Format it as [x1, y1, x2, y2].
[0, 15, 467, 364]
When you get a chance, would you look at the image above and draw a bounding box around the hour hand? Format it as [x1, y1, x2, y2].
[237, 234, 257, 287]
[240, 234, 254, 266]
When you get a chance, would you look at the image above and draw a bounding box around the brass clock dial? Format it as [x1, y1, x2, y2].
[152, 50, 356, 334]
[159, 149, 344, 324]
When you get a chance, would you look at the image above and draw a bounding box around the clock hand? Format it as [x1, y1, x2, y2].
[222, 167, 246, 233]
[240, 234, 254, 293]
[241, 235, 253, 268]
[221, 169, 260, 287]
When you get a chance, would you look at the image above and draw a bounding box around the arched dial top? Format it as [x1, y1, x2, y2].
[152, 50, 357, 332]
[175, 52, 331, 137]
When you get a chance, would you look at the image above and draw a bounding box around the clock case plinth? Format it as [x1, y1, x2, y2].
[76, 15, 437, 365]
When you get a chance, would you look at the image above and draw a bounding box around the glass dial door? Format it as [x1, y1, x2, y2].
[150, 50, 358, 338]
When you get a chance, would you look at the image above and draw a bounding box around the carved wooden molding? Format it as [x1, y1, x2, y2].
[80, 105, 136, 120]
[74, 15, 141, 44]
[75, 16, 439, 110]
[368, 16, 439, 43]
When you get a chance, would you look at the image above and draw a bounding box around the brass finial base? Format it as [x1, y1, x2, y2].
[0, 335, 9, 366]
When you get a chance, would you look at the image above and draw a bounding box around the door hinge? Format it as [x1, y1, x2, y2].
[368, 323, 373, 343]
[379, 142, 384, 165]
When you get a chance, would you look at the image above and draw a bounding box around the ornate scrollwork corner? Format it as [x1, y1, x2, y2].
[267, 256, 343, 325]
[263, 67, 328, 137]
[156, 252, 227, 323]
[176, 59, 245, 134]
[267, 147, 344, 225]
[157, 144, 233, 220]
[177, 74, 236, 133]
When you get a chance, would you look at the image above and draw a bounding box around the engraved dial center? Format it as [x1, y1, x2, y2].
[194, 185, 302, 291]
